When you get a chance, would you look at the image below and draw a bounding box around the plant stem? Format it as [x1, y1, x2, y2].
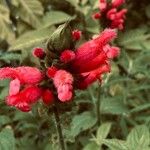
[53, 104, 66, 150]
[97, 85, 101, 126]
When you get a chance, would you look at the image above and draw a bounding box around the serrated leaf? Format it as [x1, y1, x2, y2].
[96, 122, 112, 144]
[83, 142, 100, 150]
[9, 26, 55, 50]
[0, 128, 15, 150]
[15, 0, 43, 28]
[118, 27, 150, 50]
[101, 97, 129, 115]
[127, 125, 150, 150]
[40, 11, 74, 29]
[0, 4, 15, 44]
[70, 112, 96, 137]
[103, 139, 128, 150]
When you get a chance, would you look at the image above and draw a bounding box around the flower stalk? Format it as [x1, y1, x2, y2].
[53, 103, 66, 150]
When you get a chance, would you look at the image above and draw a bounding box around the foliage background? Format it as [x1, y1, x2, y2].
[0, 0, 150, 149]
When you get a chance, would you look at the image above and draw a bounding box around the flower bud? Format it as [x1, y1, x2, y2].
[33, 47, 45, 59]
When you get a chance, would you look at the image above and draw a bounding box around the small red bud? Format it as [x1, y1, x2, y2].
[72, 29, 82, 41]
[33, 47, 46, 59]
[92, 12, 101, 20]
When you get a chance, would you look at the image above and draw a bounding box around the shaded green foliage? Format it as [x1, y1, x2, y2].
[0, 0, 150, 150]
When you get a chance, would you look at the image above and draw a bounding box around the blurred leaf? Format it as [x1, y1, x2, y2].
[9, 26, 55, 50]
[145, 5, 150, 18]
[40, 11, 74, 29]
[0, 4, 15, 44]
[14, 0, 43, 28]
[118, 27, 150, 50]
[103, 139, 128, 150]
[83, 142, 100, 150]
[0, 128, 15, 150]
[101, 98, 129, 115]
[127, 125, 150, 150]
[96, 122, 112, 144]
[0, 116, 11, 126]
[70, 112, 96, 137]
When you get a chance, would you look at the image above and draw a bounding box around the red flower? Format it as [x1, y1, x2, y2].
[42, 89, 54, 105]
[112, 0, 125, 8]
[99, 0, 107, 12]
[33, 47, 46, 59]
[78, 64, 110, 89]
[53, 70, 73, 102]
[0, 67, 43, 111]
[47, 66, 58, 78]
[0, 67, 43, 84]
[60, 50, 76, 63]
[7, 86, 42, 112]
[72, 29, 82, 41]
[71, 29, 117, 73]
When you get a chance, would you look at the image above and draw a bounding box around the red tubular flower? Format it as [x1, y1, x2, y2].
[107, 8, 117, 20]
[71, 29, 117, 73]
[92, 12, 101, 20]
[6, 86, 42, 112]
[60, 50, 76, 63]
[72, 29, 82, 41]
[0, 67, 43, 84]
[0, 67, 43, 112]
[78, 64, 110, 89]
[112, 0, 125, 8]
[103, 44, 120, 58]
[42, 89, 54, 105]
[99, 0, 107, 12]
[33, 47, 46, 59]
[53, 70, 73, 102]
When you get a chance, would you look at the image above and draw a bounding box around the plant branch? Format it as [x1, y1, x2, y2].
[53, 104, 66, 150]
[97, 85, 101, 126]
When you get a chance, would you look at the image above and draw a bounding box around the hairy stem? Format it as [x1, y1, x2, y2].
[53, 104, 66, 150]
[97, 85, 101, 126]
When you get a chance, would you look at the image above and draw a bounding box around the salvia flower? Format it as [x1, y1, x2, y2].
[0, 67, 43, 111]
[95, 0, 127, 30]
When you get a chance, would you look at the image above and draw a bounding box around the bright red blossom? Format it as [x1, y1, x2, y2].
[112, 0, 125, 8]
[53, 70, 73, 102]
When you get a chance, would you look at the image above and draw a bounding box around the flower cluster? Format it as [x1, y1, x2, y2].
[0, 28, 120, 112]
[93, 0, 127, 30]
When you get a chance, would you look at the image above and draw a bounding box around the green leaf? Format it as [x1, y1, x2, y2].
[118, 27, 150, 50]
[9, 26, 55, 50]
[83, 142, 100, 150]
[0, 128, 15, 150]
[0, 116, 11, 126]
[145, 5, 150, 18]
[127, 125, 150, 150]
[70, 112, 96, 137]
[15, 0, 43, 28]
[96, 122, 112, 144]
[101, 97, 129, 115]
[0, 4, 15, 44]
[103, 139, 128, 150]
[47, 23, 73, 54]
[40, 11, 74, 29]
